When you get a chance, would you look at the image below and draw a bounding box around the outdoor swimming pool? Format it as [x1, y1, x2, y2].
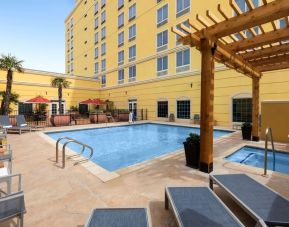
[226, 146, 289, 175]
[47, 123, 233, 171]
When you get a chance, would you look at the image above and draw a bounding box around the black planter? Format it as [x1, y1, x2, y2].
[241, 126, 252, 140]
[183, 142, 200, 169]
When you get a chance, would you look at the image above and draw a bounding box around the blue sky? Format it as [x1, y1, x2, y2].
[0, 0, 74, 73]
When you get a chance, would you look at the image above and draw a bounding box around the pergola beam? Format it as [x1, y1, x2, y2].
[228, 27, 289, 52]
[202, 0, 289, 39]
[257, 61, 289, 72]
[241, 43, 289, 60]
[252, 54, 289, 67]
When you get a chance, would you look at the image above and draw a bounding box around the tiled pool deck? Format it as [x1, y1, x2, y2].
[2, 121, 289, 227]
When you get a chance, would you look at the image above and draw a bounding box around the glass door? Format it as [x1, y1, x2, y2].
[128, 100, 137, 120]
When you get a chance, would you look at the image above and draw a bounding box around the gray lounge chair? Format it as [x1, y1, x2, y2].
[16, 115, 32, 133]
[0, 146, 12, 195]
[0, 174, 25, 227]
[85, 208, 151, 227]
[165, 187, 244, 227]
[210, 174, 289, 226]
[0, 115, 30, 135]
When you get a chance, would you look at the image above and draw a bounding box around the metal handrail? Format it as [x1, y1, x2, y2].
[56, 137, 94, 168]
[264, 128, 276, 175]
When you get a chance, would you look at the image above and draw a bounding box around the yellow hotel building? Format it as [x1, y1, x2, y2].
[0, 0, 288, 127]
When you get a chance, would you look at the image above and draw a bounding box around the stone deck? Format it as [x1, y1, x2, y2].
[1, 122, 289, 227]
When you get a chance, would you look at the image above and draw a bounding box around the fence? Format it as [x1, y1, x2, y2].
[7, 108, 148, 127]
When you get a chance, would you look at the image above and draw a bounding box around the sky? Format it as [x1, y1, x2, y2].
[0, 0, 75, 73]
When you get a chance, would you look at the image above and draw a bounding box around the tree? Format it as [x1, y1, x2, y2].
[51, 77, 71, 114]
[0, 91, 19, 114]
[0, 54, 24, 115]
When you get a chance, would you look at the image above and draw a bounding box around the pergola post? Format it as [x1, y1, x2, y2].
[199, 38, 215, 173]
[252, 77, 260, 141]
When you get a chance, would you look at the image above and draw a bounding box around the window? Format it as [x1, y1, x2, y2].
[177, 100, 190, 119]
[95, 2, 99, 14]
[70, 51, 74, 61]
[129, 24, 136, 41]
[118, 0, 124, 9]
[67, 64, 70, 73]
[95, 47, 99, 58]
[71, 40, 74, 49]
[157, 30, 168, 51]
[101, 75, 106, 88]
[157, 101, 168, 118]
[233, 98, 252, 122]
[176, 49, 190, 72]
[118, 50, 124, 65]
[95, 18, 99, 29]
[71, 63, 74, 72]
[129, 45, 136, 61]
[101, 59, 106, 71]
[118, 69, 125, 84]
[101, 27, 106, 39]
[101, 43, 106, 55]
[94, 62, 99, 73]
[157, 4, 168, 27]
[101, 11, 106, 24]
[70, 28, 74, 38]
[95, 32, 99, 44]
[157, 56, 168, 76]
[129, 65, 136, 82]
[101, 0, 106, 8]
[118, 13, 124, 28]
[18, 103, 33, 115]
[118, 31, 124, 46]
[129, 4, 136, 21]
[176, 0, 190, 17]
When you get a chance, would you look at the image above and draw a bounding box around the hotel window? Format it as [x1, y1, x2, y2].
[70, 18, 74, 27]
[118, 13, 124, 28]
[176, 49, 190, 73]
[101, 11, 106, 24]
[118, 69, 125, 84]
[129, 45, 136, 61]
[157, 30, 168, 52]
[118, 50, 124, 65]
[101, 27, 106, 39]
[177, 100, 190, 119]
[118, 31, 124, 47]
[101, 59, 106, 71]
[118, 0, 124, 10]
[94, 62, 99, 73]
[101, 43, 106, 55]
[67, 64, 70, 73]
[70, 51, 74, 61]
[233, 98, 252, 123]
[128, 4, 136, 21]
[157, 56, 168, 76]
[95, 47, 99, 59]
[101, 75, 106, 88]
[95, 2, 99, 14]
[71, 28, 74, 38]
[71, 63, 74, 72]
[128, 24, 136, 41]
[129, 65, 136, 82]
[95, 18, 99, 29]
[157, 4, 168, 27]
[95, 32, 99, 44]
[157, 101, 168, 118]
[176, 0, 190, 17]
[71, 40, 74, 49]
[67, 42, 70, 51]
[67, 54, 70, 62]
[101, 0, 106, 8]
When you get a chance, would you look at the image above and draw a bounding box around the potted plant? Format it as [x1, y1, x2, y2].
[241, 122, 252, 140]
[183, 133, 200, 169]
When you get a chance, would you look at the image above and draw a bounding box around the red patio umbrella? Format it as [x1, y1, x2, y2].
[25, 96, 51, 104]
[79, 98, 105, 123]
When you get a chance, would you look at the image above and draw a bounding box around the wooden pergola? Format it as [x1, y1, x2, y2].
[172, 0, 289, 173]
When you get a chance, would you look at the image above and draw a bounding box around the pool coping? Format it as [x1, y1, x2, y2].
[39, 121, 238, 182]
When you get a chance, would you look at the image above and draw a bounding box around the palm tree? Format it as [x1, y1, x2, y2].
[51, 77, 71, 114]
[0, 91, 19, 114]
[0, 54, 24, 115]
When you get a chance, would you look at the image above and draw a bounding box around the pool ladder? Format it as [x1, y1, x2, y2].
[56, 137, 94, 168]
[264, 128, 276, 176]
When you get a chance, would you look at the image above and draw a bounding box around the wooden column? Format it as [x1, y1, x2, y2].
[199, 38, 215, 173]
[252, 77, 260, 141]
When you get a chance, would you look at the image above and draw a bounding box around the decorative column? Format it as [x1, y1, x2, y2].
[252, 77, 260, 141]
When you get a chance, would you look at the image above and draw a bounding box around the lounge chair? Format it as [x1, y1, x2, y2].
[0, 174, 25, 227]
[0, 146, 12, 194]
[0, 115, 30, 135]
[165, 187, 244, 227]
[210, 174, 289, 226]
[85, 208, 151, 227]
[16, 115, 32, 132]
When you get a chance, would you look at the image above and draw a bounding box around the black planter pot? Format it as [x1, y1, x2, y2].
[241, 126, 252, 140]
[183, 142, 200, 169]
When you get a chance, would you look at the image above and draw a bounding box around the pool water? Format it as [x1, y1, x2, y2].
[47, 123, 232, 171]
[225, 146, 289, 175]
